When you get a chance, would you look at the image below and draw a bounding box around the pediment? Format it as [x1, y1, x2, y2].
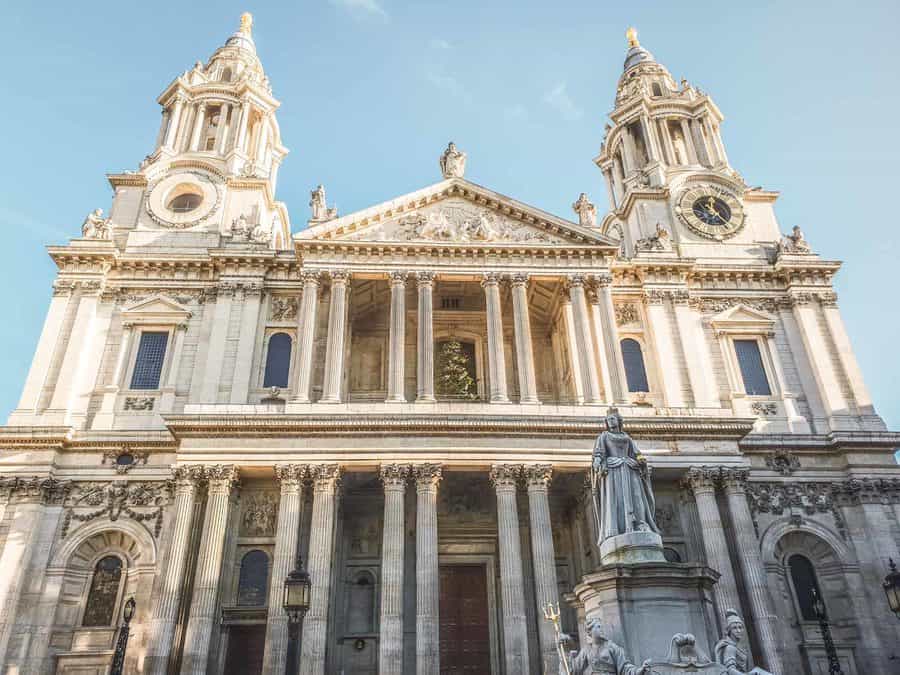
[295, 178, 617, 248]
[709, 303, 775, 333]
[121, 295, 192, 324]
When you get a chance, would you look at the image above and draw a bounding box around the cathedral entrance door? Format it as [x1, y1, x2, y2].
[439, 564, 491, 673]
[223, 625, 266, 674]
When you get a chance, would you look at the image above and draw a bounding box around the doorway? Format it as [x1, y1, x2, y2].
[439, 564, 491, 674]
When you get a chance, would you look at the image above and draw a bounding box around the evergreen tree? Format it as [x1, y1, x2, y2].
[436, 340, 477, 399]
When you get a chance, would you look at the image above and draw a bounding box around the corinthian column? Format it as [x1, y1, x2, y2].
[568, 276, 602, 404]
[510, 274, 539, 404]
[525, 464, 559, 673]
[180, 465, 239, 675]
[146, 466, 203, 675]
[490, 464, 529, 673]
[592, 274, 629, 404]
[163, 96, 186, 149]
[482, 273, 510, 403]
[320, 271, 350, 403]
[414, 463, 442, 675]
[720, 469, 783, 675]
[387, 272, 407, 402]
[262, 465, 308, 675]
[682, 467, 742, 628]
[379, 464, 410, 674]
[293, 271, 320, 403]
[300, 464, 342, 675]
[189, 102, 207, 151]
[416, 272, 436, 402]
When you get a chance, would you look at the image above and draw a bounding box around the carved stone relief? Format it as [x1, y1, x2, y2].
[61, 481, 172, 538]
[240, 492, 278, 536]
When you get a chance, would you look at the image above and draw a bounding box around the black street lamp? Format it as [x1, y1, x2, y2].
[810, 587, 843, 675]
[110, 597, 136, 675]
[883, 558, 900, 620]
[283, 557, 312, 675]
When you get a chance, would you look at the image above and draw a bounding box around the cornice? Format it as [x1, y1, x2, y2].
[107, 173, 148, 188]
[0, 427, 176, 452]
[739, 431, 900, 452]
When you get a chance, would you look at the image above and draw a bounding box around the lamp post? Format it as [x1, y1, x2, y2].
[283, 557, 312, 675]
[883, 558, 900, 621]
[810, 587, 843, 675]
[110, 597, 136, 675]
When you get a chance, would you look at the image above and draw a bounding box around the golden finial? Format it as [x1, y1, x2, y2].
[626, 27, 639, 48]
[239, 12, 253, 35]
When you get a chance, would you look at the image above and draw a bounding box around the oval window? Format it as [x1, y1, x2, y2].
[167, 192, 203, 213]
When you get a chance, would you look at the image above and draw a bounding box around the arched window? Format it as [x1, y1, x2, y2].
[651, 82, 663, 97]
[621, 338, 649, 392]
[788, 554, 823, 621]
[237, 550, 269, 606]
[82, 555, 123, 626]
[221, 67, 232, 82]
[345, 571, 376, 634]
[263, 333, 292, 388]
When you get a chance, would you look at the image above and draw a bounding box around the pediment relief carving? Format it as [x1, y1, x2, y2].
[121, 294, 192, 324]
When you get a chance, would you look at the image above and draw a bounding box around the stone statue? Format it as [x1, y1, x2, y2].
[560, 617, 651, 675]
[635, 223, 671, 252]
[591, 408, 659, 543]
[714, 610, 772, 675]
[572, 193, 597, 227]
[309, 184, 338, 222]
[81, 208, 112, 240]
[250, 218, 272, 245]
[439, 141, 467, 179]
[777, 225, 811, 254]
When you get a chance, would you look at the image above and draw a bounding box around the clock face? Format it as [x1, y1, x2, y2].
[675, 186, 745, 240]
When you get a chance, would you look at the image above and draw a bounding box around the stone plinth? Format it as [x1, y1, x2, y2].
[574, 562, 720, 665]
[598, 531, 666, 565]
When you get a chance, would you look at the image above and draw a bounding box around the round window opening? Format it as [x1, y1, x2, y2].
[167, 192, 203, 213]
[116, 453, 134, 466]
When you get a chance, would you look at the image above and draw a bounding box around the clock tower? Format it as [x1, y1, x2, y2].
[596, 28, 784, 261]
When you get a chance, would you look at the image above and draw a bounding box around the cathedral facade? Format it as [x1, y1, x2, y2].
[0, 14, 898, 675]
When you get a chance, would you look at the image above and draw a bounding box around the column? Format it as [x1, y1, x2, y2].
[299, 464, 342, 675]
[682, 468, 743, 627]
[561, 298, 585, 403]
[94, 319, 134, 427]
[67, 288, 115, 428]
[510, 274, 540, 404]
[293, 271, 320, 403]
[379, 464, 409, 674]
[199, 282, 236, 403]
[482, 273, 510, 403]
[525, 465, 559, 673]
[643, 290, 687, 407]
[386, 272, 407, 403]
[262, 464, 307, 675]
[672, 294, 720, 408]
[680, 118, 699, 164]
[641, 114, 662, 162]
[414, 464, 442, 675]
[180, 465, 239, 675]
[160, 323, 188, 413]
[216, 103, 232, 154]
[155, 109, 169, 149]
[163, 96, 185, 149]
[789, 294, 848, 420]
[602, 168, 618, 209]
[230, 283, 264, 403]
[586, 286, 614, 403]
[320, 271, 350, 403]
[659, 119, 677, 165]
[416, 272, 436, 402]
[490, 464, 529, 673]
[720, 469, 783, 675]
[592, 275, 629, 404]
[235, 99, 251, 153]
[189, 102, 207, 151]
[776, 301, 827, 431]
[819, 293, 875, 416]
[146, 466, 203, 675]
[567, 276, 602, 404]
[48, 285, 98, 413]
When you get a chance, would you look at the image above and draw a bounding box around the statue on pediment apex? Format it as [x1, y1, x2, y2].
[310, 184, 338, 222]
[439, 141, 467, 179]
[572, 193, 597, 227]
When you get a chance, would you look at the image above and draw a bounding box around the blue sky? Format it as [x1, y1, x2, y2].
[1, 1, 898, 432]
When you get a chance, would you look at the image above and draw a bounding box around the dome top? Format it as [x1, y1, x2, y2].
[622, 27, 656, 71]
[224, 12, 256, 54]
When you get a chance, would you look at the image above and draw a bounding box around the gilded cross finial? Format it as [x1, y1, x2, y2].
[240, 12, 253, 35]
[626, 26, 639, 48]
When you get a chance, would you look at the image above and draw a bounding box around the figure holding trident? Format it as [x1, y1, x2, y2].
[542, 601, 572, 675]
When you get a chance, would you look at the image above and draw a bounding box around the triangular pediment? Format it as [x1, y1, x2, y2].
[709, 304, 775, 333]
[121, 295, 192, 323]
[295, 178, 617, 248]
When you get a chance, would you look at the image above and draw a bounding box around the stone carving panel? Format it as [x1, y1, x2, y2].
[61, 480, 172, 538]
[241, 492, 278, 536]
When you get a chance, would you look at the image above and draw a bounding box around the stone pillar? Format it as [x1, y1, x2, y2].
[216, 103, 232, 154]
[386, 272, 407, 403]
[163, 96, 185, 149]
[180, 465, 239, 675]
[819, 293, 876, 416]
[510, 274, 540, 404]
[561, 298, 585, 403]
[525, 464, 559, 673]
[680, 118, 699, 164]
[229, 283, 264, 404]
[235, 98, 251, 153]
[644, 290, 687, 407]
[682, 468, 742, 627]
[789, 294, 848, 420]
[189, 102, 207, 151]
[490, 464, 529, 673]
[160, 323, 189, 413]
[567, 276, 602, 404]
[591, 275, 629, 404]
[416, 272, 436, 402]
[146, 466, 203, 675]
[320, 271, 350, 403]
[482, 273, 510, 403]
[720, 469, 783, 675]
[199, 282, 236, 403]
[642, 114, 662, 162]
[414, 463, 442, 675]
[261, 465, 307, 675]
[673, 295, 720, 408]
[299, 464, 342, 675]
[48, 286, 98, 413]
[379, 464, 409, 674]
[293, 271, 320, 403]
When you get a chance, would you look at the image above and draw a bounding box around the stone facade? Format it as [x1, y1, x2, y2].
[0, 17, 898, 675]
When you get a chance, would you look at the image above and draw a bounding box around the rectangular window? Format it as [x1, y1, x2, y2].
[734, 339, 772, 396]
[129, 331, 169, 390]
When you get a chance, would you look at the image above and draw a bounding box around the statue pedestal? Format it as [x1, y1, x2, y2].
[599, 531, 666, 565]
[574, 562, 720, 665]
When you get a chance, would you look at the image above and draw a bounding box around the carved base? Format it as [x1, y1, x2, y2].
[599, 531, 665, 565]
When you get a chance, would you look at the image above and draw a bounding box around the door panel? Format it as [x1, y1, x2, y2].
[439, 564, 491, 674]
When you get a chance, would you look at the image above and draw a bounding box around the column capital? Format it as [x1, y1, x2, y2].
[328, 269, 350, 285]
[416, 271, 435, 286]
[524, 464, 552, 490]
[380, 463, 410, 489]
[413, 463, 442, 490]
[274, 463, 308, 490]
[682, 466, 719, 494]
[203, 464, 240, 492]
[172, 464, 205, 491]
[309, 463, 342, 491]
[389, 271, 407, 287]
[510, 272, 530, 288]
[490, 464, 522, 491]
[481, 272, 502, 287]
[592, 272, 613, 287]
[564, 274, 587, 291]
[719, 467, 750, 492]
[301, 270, 320, 286]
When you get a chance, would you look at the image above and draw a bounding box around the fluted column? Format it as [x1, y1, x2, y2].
[680, 118, 699, 164]
[163, 96, 186, 149]
[525, 464, 558, 673]
[592, 275, 629, 404]
[416, 272, 436, 402]
[299, 464, 342, 675]
[235, 98, 251, 153]
[482, 273, 510, 403]
[180, 465, 239, 675]
[145, 466, 203, 675]
[293, 271, 320, 403]
[262, 465, 308, 675]
[720, 468, 783, 675]
[320, 271, 350, 403]
[567, 276, 602, 404]
[379, 464, 409, 674]
[387, 272, 407, 402]
[414, 463, 442, 675]
[216, 103, 232, 154]
[490, 464, 529, 673]
[189, 102, 207, 151]
[682, 467, 743, 627]
[510, 274, 539, 404]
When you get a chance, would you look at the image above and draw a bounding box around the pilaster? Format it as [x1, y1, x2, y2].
[414, 463, 442, 675]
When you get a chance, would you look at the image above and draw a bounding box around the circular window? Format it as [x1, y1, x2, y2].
[167, 192, 203, 213]
[146, 172, 221, 229]
[116, 453, 134, 467]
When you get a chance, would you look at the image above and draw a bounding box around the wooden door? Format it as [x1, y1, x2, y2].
[223, 625, 266, 675]
[439, 564, 491, 674]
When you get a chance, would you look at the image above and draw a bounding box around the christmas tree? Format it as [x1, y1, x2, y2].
[436, 340, 477, 399]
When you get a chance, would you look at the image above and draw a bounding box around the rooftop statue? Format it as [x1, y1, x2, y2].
[81, 208, 112, 240]
[439, 141, 467, 179]
[559, 618, 651, 675]
[572, 193, 597, 227]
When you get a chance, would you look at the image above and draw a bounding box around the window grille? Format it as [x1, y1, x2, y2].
[129, 331, 168, 390]
[263, 333, 292, 388]
[733, 339, 772, 395]
[621, 338, 649, 392]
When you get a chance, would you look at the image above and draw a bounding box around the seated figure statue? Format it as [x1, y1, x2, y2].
[560, 618, 651, 675]
[714, 610, 772, 675]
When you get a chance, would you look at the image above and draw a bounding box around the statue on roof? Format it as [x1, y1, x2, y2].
[572, 193, 597, 227]
[777, 225, 811, 255]
[81, 208, 112, 240]
[439, 142, 467, 179]
[309, 185, 338, 222]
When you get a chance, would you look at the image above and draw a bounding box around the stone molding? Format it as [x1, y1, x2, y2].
[60, 479, 172, 538]
[763, 448, 800, 475]
[0, 475, 71, 505]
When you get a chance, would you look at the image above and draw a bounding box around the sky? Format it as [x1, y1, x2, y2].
[1, 0, 898, 432]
